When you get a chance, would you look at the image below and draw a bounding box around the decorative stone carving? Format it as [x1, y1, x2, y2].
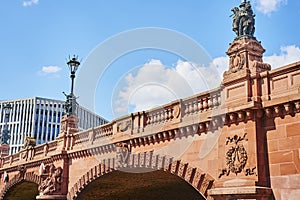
[224, 38, 271, 79]
[39, 162, 46, 176]
[3, 171, 9, 183]
[44, 143, 49, 156]
[115, 142, 131, 168]
[229, 52, 246, 73]
[23, 137, 36, 149]
[295, 101, 300, 111]
[265, 108, 273, 118]
[58, 115, 79, 137]
[173, 105, 181, 118]
[219, 133, 255, 178]
[117, 120, 131, 132]
[20, 150, 28, 161]
[38, 164, 63, 195]
[18, 165, 26, 179]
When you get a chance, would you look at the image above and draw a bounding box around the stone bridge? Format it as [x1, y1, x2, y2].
[1, 38, 300, 200]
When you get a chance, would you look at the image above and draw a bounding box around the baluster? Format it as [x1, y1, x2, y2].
[203, 97, 208, 110]
[147, 113, 152, 125]
[152, 113, 155, 123]
[198, 98, 203, 112]
[208, 97, 213, 109]
[161, 110, 165, 122]
[194, 100, 198, 113]
[212, 94, 218, 107]
[165, 109, 169, 120]
[157, 111, 161, 123]
[185, 102, 189, 114]
[170, 108, 174, 119]
[188, 102, 193, 114]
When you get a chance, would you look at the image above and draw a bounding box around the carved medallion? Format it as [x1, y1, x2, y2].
[173, 105, 181, 118]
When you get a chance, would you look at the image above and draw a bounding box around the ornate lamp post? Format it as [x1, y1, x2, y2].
[64, 55, 80, 116]
[1, 103, 12, 145]
[58, 55, 80, 141]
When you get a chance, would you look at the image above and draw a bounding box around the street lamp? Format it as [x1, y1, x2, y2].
[67, 55, 80, 96]
[1, 103, 12, 145]
[63, 55, 80, 116]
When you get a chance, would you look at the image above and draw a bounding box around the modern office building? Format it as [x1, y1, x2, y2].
[0, 97, 108, 154]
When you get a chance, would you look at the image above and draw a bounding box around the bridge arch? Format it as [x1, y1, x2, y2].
[67, 151, 215, 200]
[1, 172, 40, 199]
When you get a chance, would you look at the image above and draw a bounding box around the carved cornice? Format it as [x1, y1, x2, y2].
[263, 101, 300, 119]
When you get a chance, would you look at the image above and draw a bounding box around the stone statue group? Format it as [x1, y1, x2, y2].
[231, 1, 255, 38]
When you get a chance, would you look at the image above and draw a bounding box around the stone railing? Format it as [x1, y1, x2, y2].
[0, 140, 59, 169]
[0, 87, 223, 169]
[182, 89, 221, 115]
[69, 87, 222, 149]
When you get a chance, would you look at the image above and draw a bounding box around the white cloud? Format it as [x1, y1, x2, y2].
[23, 0, 39, 7]
[112, 59, 221, 116]
[254, 0, 287, 14]
[211, 56, 229, 79]
[41, 66, 62, 73]
[37, 66, 62, 77]
[264, 45, 300, 69]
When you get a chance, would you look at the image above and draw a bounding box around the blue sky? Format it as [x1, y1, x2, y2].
[0, 0, 300, 120]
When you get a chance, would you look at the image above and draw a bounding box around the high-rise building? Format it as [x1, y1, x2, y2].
[0, 97, 108, 154]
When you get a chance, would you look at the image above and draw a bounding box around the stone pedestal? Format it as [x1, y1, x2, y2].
[56, 114, 79, 151]
[213, 37, 273, 199]
[224, 38, 271, 81]
[222, 38, 271, 108]
[57, 114, 79, 137]
[0, 144, 9, 158]
[208, 186, 273, 200]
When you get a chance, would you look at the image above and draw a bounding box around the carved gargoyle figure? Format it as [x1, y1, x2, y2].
[38, 164, 63, 195]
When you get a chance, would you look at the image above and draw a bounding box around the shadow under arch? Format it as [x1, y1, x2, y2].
[0, 171, 41, 199]
[68, 152, 215, 200]
[75, 170, 206, 200]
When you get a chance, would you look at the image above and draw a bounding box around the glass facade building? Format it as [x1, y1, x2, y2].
[0, 97, 108, 154]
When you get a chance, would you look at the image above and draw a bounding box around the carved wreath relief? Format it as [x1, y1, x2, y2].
[219, 133, 256, 178]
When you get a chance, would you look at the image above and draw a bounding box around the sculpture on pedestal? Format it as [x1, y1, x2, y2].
[223, 1, 270, 78]
[231, 0, 255, 39]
